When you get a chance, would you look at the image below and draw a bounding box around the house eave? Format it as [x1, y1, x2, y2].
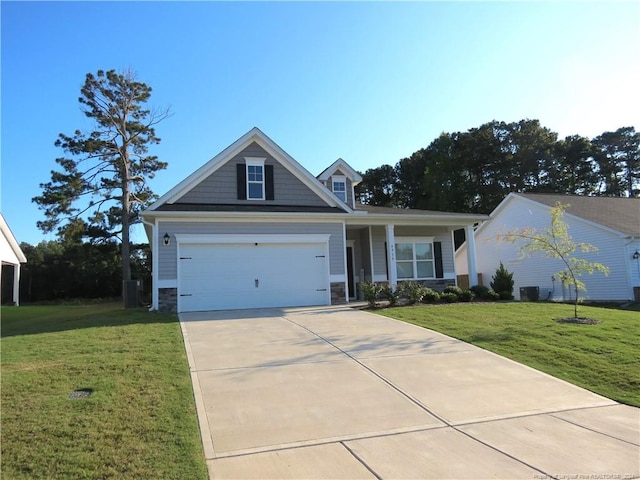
[141, 209, 487, 227]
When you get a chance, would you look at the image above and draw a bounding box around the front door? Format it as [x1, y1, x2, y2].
[346, 246, 355, 299]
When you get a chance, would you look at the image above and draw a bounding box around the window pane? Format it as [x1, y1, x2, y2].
[396, 243, 414, 261]
[417, 261, 434, 278]
[397, 261, 414, 279]
[333, 181, 346, 192]
[248, 182, 263, 199]
[248, 165, 263, 182]
[335, 191, 346, 201]
[416, 243, 432, 260]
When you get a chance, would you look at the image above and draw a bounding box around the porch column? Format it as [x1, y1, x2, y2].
[465, 224, 479, 287]
[385, 224, 397, 288]
[13, 263, 20, 306]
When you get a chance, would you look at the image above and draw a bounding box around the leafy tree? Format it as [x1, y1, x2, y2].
[592, 126, 640, 197]
[356, 164, 397, 206]
[550, 135, 599, 195]
[499, 202, 609, 318]
[32, 69, 170, 285]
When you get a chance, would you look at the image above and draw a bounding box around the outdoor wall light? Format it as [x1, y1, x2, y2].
[633, 250, 640, 260]
[163, 233, 170, 246]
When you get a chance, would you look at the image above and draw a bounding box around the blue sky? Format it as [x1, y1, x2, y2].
[2, 1, 639, 246]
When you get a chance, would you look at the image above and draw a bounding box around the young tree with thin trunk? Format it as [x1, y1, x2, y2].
[33, 69, 170, 291]
[498, 202, 609, 318]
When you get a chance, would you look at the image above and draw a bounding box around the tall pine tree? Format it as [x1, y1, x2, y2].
[33, 69, 170, 286]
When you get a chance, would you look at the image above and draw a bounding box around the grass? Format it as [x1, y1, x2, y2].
[1, 303, 208, 480]
[378, 302, 640, 407]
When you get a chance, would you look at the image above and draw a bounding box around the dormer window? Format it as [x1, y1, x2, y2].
[332, 176, 346, 202]
[246, 158, 265, 200]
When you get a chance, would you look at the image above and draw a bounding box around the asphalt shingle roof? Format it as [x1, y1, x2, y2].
[517, 193, 640, 236]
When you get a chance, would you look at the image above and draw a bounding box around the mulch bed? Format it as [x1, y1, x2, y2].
[554, 317, 600, 325]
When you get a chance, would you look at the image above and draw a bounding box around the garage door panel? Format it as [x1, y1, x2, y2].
[178, 242, 330, 312]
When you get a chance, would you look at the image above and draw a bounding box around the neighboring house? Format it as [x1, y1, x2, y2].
[456, 193, 640, 302]
[141, 128, 487, 313]
[0, 213, 27, 306]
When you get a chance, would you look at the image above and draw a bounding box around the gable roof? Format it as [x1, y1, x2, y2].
[0, 213, 27, 264]
[516, 193, 640, 236]
[472, 193, 640, 239]
[317, 158, 363, 184]
[146, 127, 353, 212]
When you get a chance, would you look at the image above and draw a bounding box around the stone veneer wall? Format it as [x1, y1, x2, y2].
[330, 282, 347, 304]
[159, 288, 177, 313]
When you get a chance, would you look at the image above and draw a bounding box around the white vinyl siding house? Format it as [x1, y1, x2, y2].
[0, 214, 27, 306]
[456, 193, 640, 302]
[142, 128, 487, 312]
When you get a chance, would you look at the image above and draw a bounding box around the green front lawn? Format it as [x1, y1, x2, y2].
[1, 304, 208, 480]
[379, 302, 640, 407]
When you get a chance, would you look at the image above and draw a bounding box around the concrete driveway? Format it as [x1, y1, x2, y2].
[179, 306, 639, 479]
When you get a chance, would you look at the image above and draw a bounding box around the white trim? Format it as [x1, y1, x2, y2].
[174, 234, 331, 244]
[332, 175, 347, 203]
[368, 226, 375, 282]
[142, 209, 487, 227]
[245, 157, 266, 201]
[395, 237, 436, 281]
[317, 158, 362, 184]
[385, 224, 397, 288]
[0, 213, 27, 264]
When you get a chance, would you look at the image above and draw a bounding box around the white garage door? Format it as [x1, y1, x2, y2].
[178, 240, 330, 312]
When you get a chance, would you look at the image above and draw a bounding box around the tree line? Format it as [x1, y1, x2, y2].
[9, 241, 151, 304]
[356, 120, 639, 214]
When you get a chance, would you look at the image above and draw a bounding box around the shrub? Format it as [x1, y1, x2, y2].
[486, 289, 501, 301]
[422, 288, 441, 304]
[491, 262, 514, 300]
[470, 285, 491, 300]
[401, 282, 427, 304]
[380, 284, 399, 307]
[443, 286, 463, 299]
[440, 292, 458, 303]
[360, 282, 383, 308]
[459, 289, 475, 302]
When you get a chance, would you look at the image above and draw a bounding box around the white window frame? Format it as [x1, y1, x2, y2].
[245, 157, 266, 201]
[395, 236, 435, 280]
[332, 175, 347, 202]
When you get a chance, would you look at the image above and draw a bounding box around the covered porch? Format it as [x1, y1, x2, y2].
[343, 208, 484, 301]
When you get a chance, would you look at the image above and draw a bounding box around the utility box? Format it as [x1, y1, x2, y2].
[123, 280, 140, 308]
[519, 286, 540, 302]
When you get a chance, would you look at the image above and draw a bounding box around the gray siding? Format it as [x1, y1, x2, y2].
[158, 221, 344, 279]
[359, 228, 372, 281]
[176, 142, 328, 207]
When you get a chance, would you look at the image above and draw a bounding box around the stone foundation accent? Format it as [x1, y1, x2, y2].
[330, 282, 347, 304]
[159, 288, 177, 313]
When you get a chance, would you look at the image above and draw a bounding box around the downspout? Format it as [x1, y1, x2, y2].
[141, 217, 158, 311]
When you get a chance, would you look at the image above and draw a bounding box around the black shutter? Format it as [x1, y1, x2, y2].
[236, 164, 246, 200]
[265, 165, 274, 200]
[434, 242, 443, 278]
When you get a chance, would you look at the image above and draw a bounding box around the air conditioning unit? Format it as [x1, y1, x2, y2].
[520, 286, 540, 302]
